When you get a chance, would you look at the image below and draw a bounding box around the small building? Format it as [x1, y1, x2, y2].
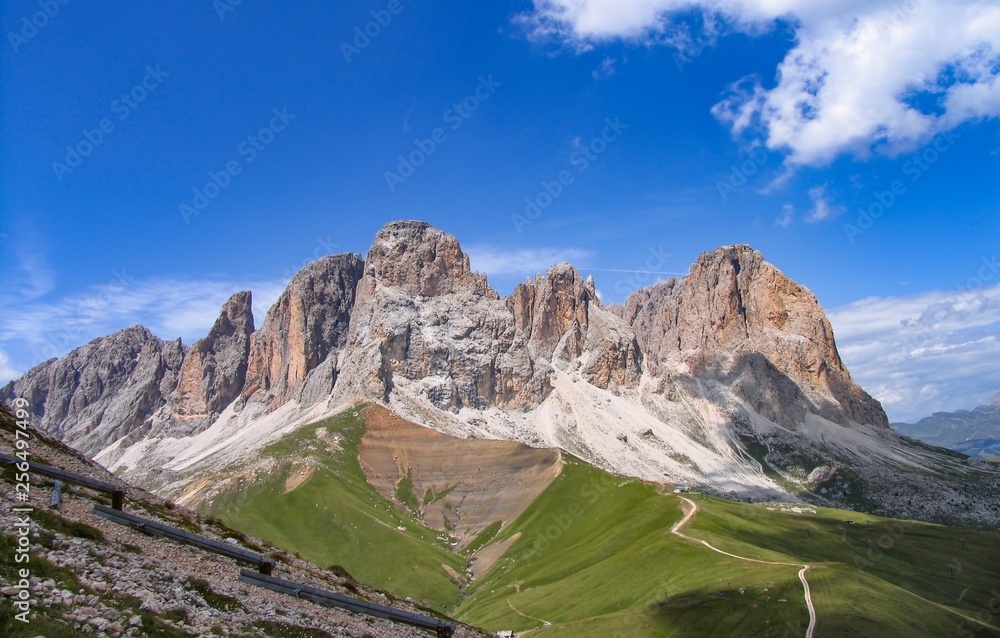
[673, 486, 690, 493]
[496, 632, 516, 638]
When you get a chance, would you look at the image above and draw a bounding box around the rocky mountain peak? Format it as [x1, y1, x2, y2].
[364, 220, 496, 298]
[620, 243, 887, 428]
[211, 290, 254, 339]
[511, 262, 597, 356]
[243, 253, 364, 405]
[0, 324, 185, 456]
[171, 291, 254, 423]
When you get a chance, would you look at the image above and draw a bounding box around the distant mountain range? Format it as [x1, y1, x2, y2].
[3, 221, 999, 529]
[893, 393, 1000, 459]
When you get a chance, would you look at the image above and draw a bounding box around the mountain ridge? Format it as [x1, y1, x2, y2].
[3, 220, 998, 528]
[892, 393, 1000, 459]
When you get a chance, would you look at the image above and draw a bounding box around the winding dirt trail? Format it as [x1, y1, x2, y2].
[672, 496, 817, 638]
[507, 598, 552, 627]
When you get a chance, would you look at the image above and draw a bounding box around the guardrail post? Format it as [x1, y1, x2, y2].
[50, 480, 63, 509]
[112, 489, 125, 511]
[436, 624, 454, 638]
[259, 560, 274, 575]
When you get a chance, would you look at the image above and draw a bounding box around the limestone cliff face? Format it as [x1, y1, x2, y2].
[333, 222, 642, 412]
[172, 291, 254, 419]
[362, 220, 495, 299]
[615, 245, 887, 428]
[336, 221, 544, 410]
[510, 263, 641, 390]
[510, 263, 594, 356]
[243, 254, 364, 405]
[0, 326, 185, 456]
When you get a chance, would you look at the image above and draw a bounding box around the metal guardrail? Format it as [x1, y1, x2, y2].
[93, 504, 275, 574]
[0, 452, 126, 509]
[238, 569, 455, 638]
[4, 455, 463, 635]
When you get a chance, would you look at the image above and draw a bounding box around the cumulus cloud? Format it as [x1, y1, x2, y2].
[827, 281, 1000, 422]
[523, 0, 1000, 166]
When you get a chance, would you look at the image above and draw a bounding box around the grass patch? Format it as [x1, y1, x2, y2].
[186, 577, 247, 613]
[0, 607, 87, 638]
[457, 458, 807, 635]
[464, 520, 502, 556]
[141, 501, 202, 534]
[0, 531, 84, 592]
[685, 497, 1000, 627]
[428, 482, 460, 505]
[31, 507, 105, 543]
[139, 610, 195, 637]
[394, 467, 419, 512]
[161, 608, 190, 624]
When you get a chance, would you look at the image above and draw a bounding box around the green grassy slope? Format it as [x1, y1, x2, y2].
[199, 406, 1000, 636]
[685, 497, 1000, 633]
[201, 410, 467, 610]
[455, 457, 809, 637]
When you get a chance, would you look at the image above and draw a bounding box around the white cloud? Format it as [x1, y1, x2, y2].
[0, 230, 55, 305]
[592, 56, 621, 80]
[466, 245, 592, 278]
[775, 203, 795, 227]
[0, 275, 289, 379]
[805, 184, 844, 222]
[828, 282, 1000, 422]
[523, 0, 1000, 166]
[0, 350, 20, 385]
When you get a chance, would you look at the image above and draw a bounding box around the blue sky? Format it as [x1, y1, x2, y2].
[1, 0, 998, 422]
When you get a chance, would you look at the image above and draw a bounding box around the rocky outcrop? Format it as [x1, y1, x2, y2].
[510, 264, 594, 356]
[615, 245, 887, 428]
[172, 291, 254, 421]
[0, 325, 184, 456]
[362, 220, 495, 299]
[510, 263, 640, 390]
[333, 222, 642, 412]
[336, 221, 544, 410]
[243, 254, 364, 405]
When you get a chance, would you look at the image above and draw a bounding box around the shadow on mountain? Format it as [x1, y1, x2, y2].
[648, 578, 810, 638]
